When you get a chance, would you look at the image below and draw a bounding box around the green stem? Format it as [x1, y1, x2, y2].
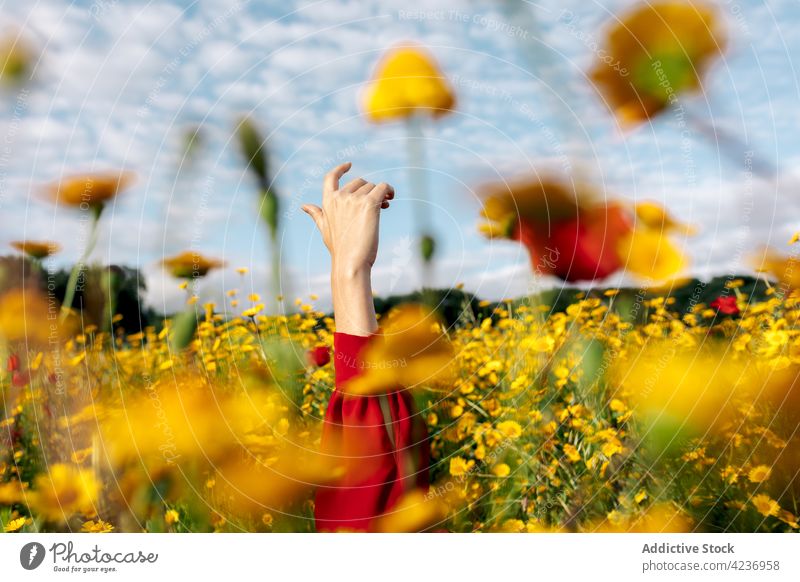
[405, 115, 434, 292]
[61, 205, 102, 321]
[683, 107, 778, 180]
[269, 229, 282, 315]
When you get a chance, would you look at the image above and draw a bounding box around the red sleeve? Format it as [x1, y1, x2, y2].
[333, 331, 373, 386]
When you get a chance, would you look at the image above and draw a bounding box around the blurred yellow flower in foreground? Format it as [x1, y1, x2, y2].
[217, 444, 343, 513]
[634, 201, 696, 235]
[752, 248, 800, 291]
[29, 464, 100, 523]
[101, 374, 276, 466]
[0, 481, 26, 505]
[10, 240, 61, 260]
[590, 1, 726, 124]
[162, 250, 226, 279]
[363, 43, 455, 122]
[592, 503, 693, 532]
[342, 304, 455, 395]
[0, 288, 75, 344]
[618, 229, 687, 281]
[613, 344, 750, 437]
[371, 489, 446, 532]
[47, 171, 135, 209]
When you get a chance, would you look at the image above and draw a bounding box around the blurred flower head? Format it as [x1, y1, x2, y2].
[363, 43, 455, 122]
[479, 174, 631, 282]
[613, 344, 751, 445]
[47, 171, 135, 209]
[590, 1, 726, 124]
[0, 287, 75, 344]
[29, 463, 100, 523]
[344, 303, 455, 395]
[710, 295, 739, 315]
[162, 250, 226, 279]
[617, 228, 687, 282]
[307, 345, 331, 367]
[371, 488, 446, 532]
[751, 248, 800, 291]
[479, 173, 689, 282]
[634, 201, 696, 235]
[10, 240, 61, 260]
[0, 32, 36, 87]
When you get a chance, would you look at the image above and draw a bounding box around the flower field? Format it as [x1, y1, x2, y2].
[1, 277, 799, 533]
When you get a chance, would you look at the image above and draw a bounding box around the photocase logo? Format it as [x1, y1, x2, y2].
[20, 542, 46, 570]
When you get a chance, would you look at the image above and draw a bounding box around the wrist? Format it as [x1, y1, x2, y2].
[331, 261, 372, 282]
[330, 261, 377, 336]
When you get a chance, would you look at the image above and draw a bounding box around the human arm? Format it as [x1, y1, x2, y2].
[301, 162, 394, 336]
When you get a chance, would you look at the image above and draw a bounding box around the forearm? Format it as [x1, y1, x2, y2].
[331, 264, 378, 336]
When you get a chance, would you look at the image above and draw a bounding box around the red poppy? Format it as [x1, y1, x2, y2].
[11, 370, 30, 387]
[514, 203, 633, 282]
[7, 353, 19, 372]
[710, 295, 739, 315]
[307, 345, 331, 367]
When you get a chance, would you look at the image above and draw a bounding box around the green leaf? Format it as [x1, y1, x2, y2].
[235, 116, 270, 190]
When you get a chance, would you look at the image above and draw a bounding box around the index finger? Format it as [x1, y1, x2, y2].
[323, 162, 352, 192]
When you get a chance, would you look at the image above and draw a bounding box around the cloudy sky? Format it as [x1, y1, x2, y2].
[1, 0, 799, 312]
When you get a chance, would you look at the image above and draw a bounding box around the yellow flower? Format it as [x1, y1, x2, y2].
[162, 251, 226, 279]
[590, 1, 726, 124]
[563, 444, 581, 463]
[10, 240, 61, 259]
[609, 399, 627, 413]
[449, 456, 474, 477]
[614, 344, 749, 436]
[0, 481, 26, 504]
[747, 465, 772, 484]
[491, 463, 511, 477]
[751, 494, 780, 517]
[241, 304, 265, 318]
[81, 520, 114, 533]
[372, 489, 446, 532]
[4, 516, 30, 532]
[261, 513, 274, 528]
[47, 171, 134, 208]
[362, 43, 455, 122]
[29, 464, 100, 523]
[634, 201, 695, 235]
[343, 304, 454, 395]
[778, 510, 799, 529]
[496, 420, 523, 440]
[634, 489, 648, 504]
[0, 288, 75, 344]
[752, 249, 800, 290]
[618, 229, 687, 281]
[497, 519, 526, 533]
[165, 510, 180, 525]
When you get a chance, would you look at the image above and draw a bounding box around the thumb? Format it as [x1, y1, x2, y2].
[301, 204, 324, 233]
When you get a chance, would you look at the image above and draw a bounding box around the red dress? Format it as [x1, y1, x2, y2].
[314, 332, 430, 532]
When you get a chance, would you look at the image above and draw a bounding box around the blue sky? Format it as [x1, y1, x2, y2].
[1, 0, 799, 312]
